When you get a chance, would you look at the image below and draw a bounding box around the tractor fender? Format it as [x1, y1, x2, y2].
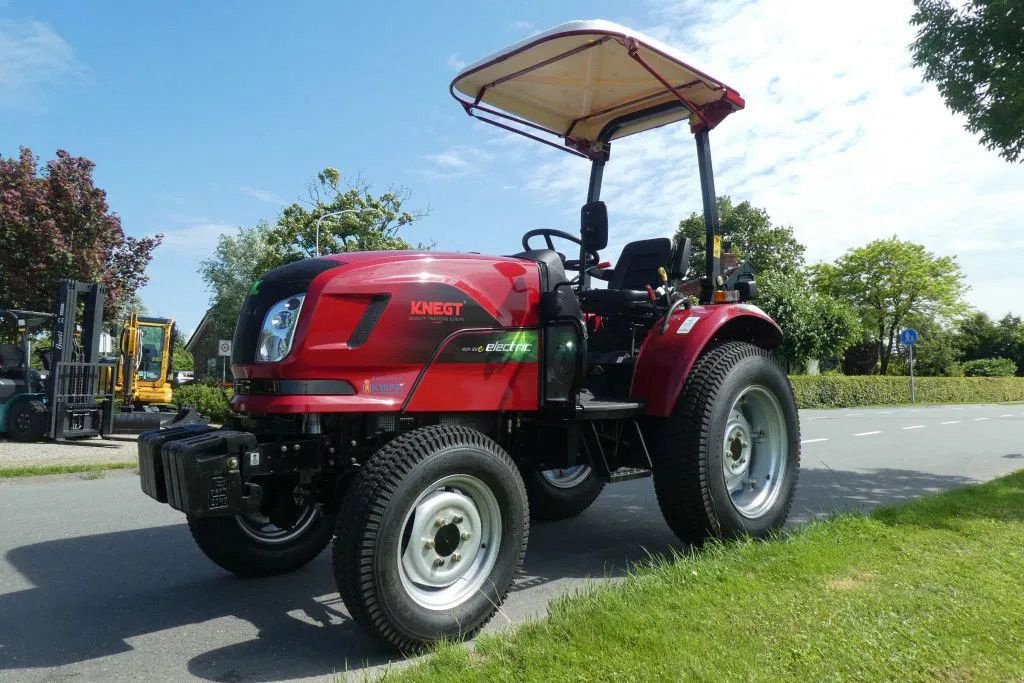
[630, 303, 782, 417]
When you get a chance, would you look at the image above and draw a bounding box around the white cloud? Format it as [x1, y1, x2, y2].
[516, 0, 1024, 316]
[240, 186, 286, 206]
[158, 221, 236, 256]
[446, 53, 466, 71]
[0, 19, 83, 108]
[420, 145, 490, 180]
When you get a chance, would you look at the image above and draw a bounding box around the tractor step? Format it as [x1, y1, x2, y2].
[575, 397, 643, 420]
[608, 467, 652, 483]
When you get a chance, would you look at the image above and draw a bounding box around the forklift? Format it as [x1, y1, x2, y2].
[0, 280, 116, 441]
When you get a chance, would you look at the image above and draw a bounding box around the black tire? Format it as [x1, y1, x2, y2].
[522, 465, 605, 521]
[7, 398, 48, 442]
[187, 507, 335, 578]
[334, 425, 529, 652]
[649, 341, 800, 545]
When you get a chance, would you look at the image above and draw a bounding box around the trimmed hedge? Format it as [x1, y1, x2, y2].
[173, 383, 234, 422]
[790, 374, 1024, 409]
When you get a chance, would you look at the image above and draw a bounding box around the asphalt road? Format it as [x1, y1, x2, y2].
[1, 403, 1022, 682]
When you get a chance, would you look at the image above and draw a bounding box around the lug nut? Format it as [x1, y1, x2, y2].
[453, 514, 464, 524]
[425, 540, 435, 550]
[451, 553, 462, 563]
[461, 532, 471, 541]
[435, 517, 446, 528]
[433, 558, 445, 568]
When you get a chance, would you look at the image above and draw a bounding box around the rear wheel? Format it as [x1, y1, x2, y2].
[334, 425, 528, 651]
[7, 398, 48, 442]
[187, 488, 335, 577]
[523, 465, 605, 521]
[649, 342, 800, 545]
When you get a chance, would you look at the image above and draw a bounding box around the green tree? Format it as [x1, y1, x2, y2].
[199, 222, 282, 341]
[268, 168, 427, 259]
[199, 169, 425, 338]
[814, 237, 966, 374]
[675, 196, 805, 279]
[756, 270, 861, 370]
[171, 330, 194, 372]
[905, 320, 962, 376]
[958, 311, 1024, 373]
[910, 0, 1024, 162]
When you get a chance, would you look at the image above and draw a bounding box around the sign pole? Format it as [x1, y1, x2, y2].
[909, 343, 915, 403]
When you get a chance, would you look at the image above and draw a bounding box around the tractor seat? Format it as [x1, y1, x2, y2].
[0, 343, 22, 369]
[578, 237, 672, 318]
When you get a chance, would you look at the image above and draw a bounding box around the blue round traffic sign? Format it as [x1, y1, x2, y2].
[900, 328, 918, 346]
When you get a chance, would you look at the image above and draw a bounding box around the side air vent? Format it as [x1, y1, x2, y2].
[347, 295, 390, 348]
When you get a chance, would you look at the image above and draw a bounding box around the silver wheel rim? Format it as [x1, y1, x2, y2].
[398, 474, 502, 611]
[540, 465, 592, 489]
[722, 385, 788, 519]
[235, 505, 319, 545]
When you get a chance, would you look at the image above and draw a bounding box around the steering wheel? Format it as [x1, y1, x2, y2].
[521, 228, 599, 271]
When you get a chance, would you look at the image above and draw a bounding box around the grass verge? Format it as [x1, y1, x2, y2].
[398, 471, 1024, 681]
[0, 461, 136, 479]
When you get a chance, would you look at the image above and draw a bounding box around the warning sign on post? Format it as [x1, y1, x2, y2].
[218, 339, 232, 357]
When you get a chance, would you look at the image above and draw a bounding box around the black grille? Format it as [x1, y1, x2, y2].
[348, 295, 390, 348]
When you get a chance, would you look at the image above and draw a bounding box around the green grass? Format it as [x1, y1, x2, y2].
[397, 471, 1024, 682]
[0, 461, 136, 479]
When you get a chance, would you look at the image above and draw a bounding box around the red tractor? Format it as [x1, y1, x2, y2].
[139, 20, 799, 651]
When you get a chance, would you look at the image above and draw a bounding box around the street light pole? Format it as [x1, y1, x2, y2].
[314, 208, 383, 257]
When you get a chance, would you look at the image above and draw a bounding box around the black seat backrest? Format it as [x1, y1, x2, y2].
[0, 343, 23, 370]
[610, 238, 672, 290]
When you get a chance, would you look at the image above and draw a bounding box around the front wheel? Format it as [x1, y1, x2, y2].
[649, 341, 800, 545]
[334, 425, 529, 652]
[188, 499, 335, 577]
[7, 398, 48, 442]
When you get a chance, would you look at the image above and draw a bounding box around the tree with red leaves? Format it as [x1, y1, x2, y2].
[0, 147, 162, 317]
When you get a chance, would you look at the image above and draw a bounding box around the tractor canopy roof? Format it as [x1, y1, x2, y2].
[451, 19, 744, 159]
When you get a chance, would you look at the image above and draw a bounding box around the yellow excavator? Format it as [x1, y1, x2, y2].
[113, 313, 203, 432]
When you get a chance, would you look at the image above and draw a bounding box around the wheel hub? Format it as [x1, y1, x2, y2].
[721, 386, 789, 520]
[723, 410, 752, 480]
[540, 464, 592, 489]
[398, 474, 502, 610]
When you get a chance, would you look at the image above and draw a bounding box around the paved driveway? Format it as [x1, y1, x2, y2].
[1, 403, 1021, 681]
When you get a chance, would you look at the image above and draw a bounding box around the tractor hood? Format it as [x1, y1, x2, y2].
[229, 251, 544, 414]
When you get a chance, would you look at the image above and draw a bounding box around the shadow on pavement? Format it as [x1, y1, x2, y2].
[0, 466, 987, 680]
[789, 466, 977, 524]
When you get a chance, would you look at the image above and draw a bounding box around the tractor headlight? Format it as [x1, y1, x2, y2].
[256, 295, 305, 362]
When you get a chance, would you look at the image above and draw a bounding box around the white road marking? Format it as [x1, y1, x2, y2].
[941, 420, 961, 425]
[1000, 414, 1013, 418]
[800, 438, 829, 444]
[854, 431, 882, 436]
[845, 413, 863, 417]
[973, 417, 990, 421]
[903, 425, 925, 430]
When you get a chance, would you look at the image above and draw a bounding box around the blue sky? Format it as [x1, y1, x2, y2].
[3, 0, 1022, 335]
